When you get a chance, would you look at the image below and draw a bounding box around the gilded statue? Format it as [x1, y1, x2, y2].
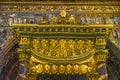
[60, 10, 66, 18]
[69, 15, 75, 24]
[77, 40, 85, 50]
[60, 10, 66, 24]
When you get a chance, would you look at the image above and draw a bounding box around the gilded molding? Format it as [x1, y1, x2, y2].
[29, 63, 93, 75]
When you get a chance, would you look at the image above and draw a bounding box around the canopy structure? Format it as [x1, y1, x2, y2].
[12, 18, 113, 80]
[0, 1, 119, 80]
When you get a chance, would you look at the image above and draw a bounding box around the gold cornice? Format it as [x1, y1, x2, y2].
[12, 24, 113, 27]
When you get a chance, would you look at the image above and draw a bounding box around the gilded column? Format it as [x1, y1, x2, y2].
[17, 49, 31, 80]
[95, 50, 108, 80]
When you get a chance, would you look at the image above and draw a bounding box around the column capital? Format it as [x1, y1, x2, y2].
[17, 48, 31, 61]
[94, 49, 108, 62]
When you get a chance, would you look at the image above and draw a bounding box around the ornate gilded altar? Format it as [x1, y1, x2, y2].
[12, 14, 113, 80]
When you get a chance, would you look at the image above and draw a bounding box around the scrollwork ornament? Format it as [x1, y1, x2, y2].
[73, 65, 80, 74]
[44, 64, 50, 74]
[66, 64, 72, 74]
[52, 64, 58, 74]
[36, 64, 43, 73]
[81, 64, 87, 74]
[59, 65, 65, 74]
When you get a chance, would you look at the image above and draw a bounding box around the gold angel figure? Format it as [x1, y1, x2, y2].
[77, 40, 85, 49]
